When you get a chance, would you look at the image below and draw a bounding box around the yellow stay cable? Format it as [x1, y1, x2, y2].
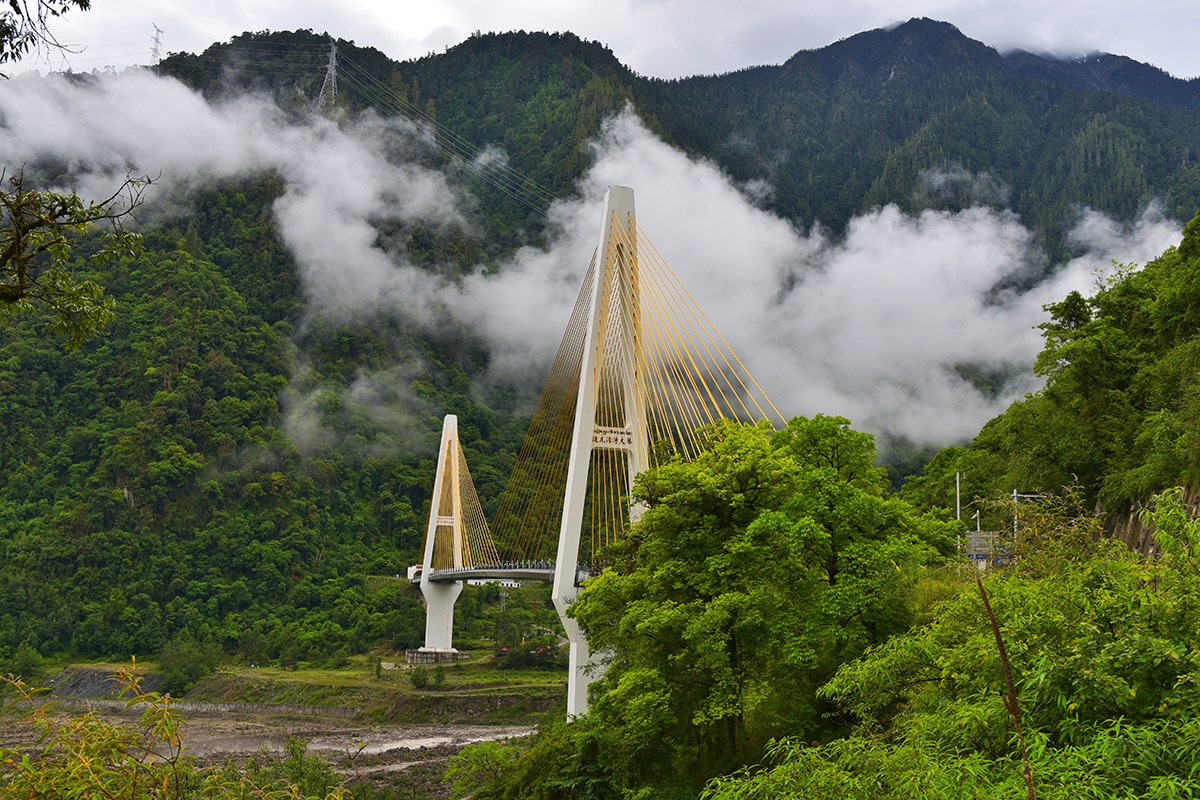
[613, 223, 722, 438]
[497, 257, 595, 560]
[636, 222, 786, 425]
[510, 308, 587, 560]
[637, 269, 712, 456]
[635, 240, 758, 426]
[637, 242, 752, 425]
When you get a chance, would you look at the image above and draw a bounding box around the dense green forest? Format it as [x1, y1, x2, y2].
[900, 212, 1200, 521]
[0, 170, 534, 674]
[157, 21, 1200, 259]
[2, 9, 1200, 682]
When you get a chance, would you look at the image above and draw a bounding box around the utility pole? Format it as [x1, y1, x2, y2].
[317, 41, 338, 110]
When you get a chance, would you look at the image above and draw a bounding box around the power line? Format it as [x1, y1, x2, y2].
[335, 54, 562, 214]
[78, 30, 568, 217]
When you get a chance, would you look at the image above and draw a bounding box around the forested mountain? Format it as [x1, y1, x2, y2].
[1003, 49, 1200, 108]
[159, 19, 1200, 255]
[901, 212, 1200, 522]
[4, 16, 1200, 679]
[636, 18, 1200, 253]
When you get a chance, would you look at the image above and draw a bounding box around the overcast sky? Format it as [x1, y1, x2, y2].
[16, 0, 1200, 81]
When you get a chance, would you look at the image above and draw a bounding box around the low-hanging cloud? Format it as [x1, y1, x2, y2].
[459, 110, 1182, 446]
[0, 69, 469, 453]
[0, 70, 464, 321]
[281, 358, 438, 456]
[0, 75, 1184, 452]
[914, 164, 1011, 208]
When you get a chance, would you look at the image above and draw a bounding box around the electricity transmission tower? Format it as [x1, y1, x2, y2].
[150, 24, 163, 73]
[317, 41, 338, 109]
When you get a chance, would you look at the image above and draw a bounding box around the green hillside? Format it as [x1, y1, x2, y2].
[159, 21, 1200, 257]
[901, 210, 1200, 520]
[4, 16, 1200, 685]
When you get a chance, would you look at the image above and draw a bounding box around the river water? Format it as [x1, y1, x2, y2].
[178, 715, 535, 759]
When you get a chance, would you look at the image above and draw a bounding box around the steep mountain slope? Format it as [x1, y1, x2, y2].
[637, 18, 1200, 249]
[900, 210, 1200, 521]
[159, 19, 1200, 255]
[1004, 49, 1200, 108]
[4, 17, 1200, 669]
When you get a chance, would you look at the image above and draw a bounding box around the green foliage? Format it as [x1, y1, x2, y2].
[157, 635, 222, 695]
[444, 739, 523, 800]
[408, 665, 430, 689]
[457, 582, 561, 655]
[0, 170, 529, 667]
[702, 721, 1200, 800]
[0, 171, 147, 348]
[158, 23, 1200, 260]
[0, 661, 345, 799]
[703, 488, 1200, 798]
[488, 418, 953, 798]
[0, 642, 44, 682]
[5, 23, 1200, 798]
[241, 737, 342, 799]
[634, 20, 1200, 248]
[496, 642, 564, 671]
[904, 210, 1200, 516]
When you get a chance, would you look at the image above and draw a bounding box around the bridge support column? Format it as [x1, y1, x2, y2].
[419, 579, 463, 652]
[558, 603, 593, 716]
[554, 185, 647, 717]
[418, 415, 466, 653]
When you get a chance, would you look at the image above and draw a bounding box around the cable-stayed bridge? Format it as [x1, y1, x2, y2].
[409, 186, 784, 715]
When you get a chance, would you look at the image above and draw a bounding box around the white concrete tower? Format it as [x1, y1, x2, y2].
[553, 186, 650, 716]
[418, 414, 465, 652]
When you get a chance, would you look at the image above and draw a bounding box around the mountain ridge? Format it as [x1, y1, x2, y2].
[156, 17, 1200, 255]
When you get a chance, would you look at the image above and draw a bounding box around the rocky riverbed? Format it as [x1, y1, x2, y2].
[1, 702, 534, 799]
[181, 711, 535, 797]
[4, 664, 543, 799]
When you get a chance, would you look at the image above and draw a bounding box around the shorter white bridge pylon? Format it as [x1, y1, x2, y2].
[415, 414, 501, 653]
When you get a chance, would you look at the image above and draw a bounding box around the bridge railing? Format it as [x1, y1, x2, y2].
[409, 560, 558, 581]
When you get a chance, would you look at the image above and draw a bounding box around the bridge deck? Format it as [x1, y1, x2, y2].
[412, 564, 556, 584]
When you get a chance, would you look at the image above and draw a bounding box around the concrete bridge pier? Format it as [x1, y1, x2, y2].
[419, 578, 463, 652]
[417, 414, 466, 653]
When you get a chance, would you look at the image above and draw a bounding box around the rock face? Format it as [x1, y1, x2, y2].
[1102, 485, 1200, 555]
[46, 666, 165, 698]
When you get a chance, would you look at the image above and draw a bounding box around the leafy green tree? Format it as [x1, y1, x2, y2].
[703, 488, 1200, 799]
[546, 418, 955, 796]
[408, 665, 430, 689]
[0, 641, 43, 682]
[157, 634, 222, 695]
[445, 739, 523, 800]
[242, 737, 341, 800]
[904, 210, 1200, 517]
[0, 171, 147, 347]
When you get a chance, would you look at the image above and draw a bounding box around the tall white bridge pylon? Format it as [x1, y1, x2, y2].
[411, 185, 784, 715]
[553, 186, 647, 715]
